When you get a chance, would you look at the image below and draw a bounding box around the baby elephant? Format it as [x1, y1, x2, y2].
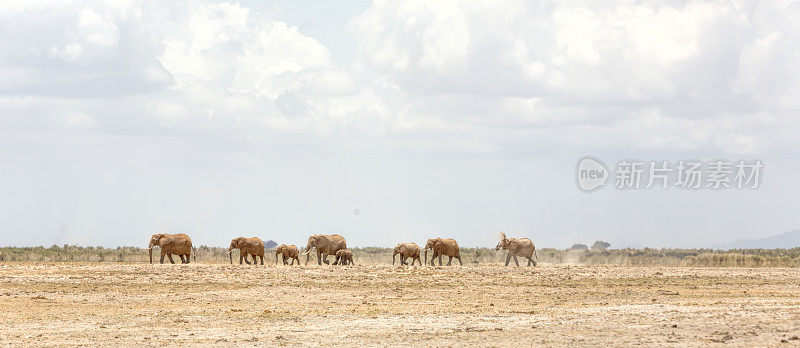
[275, 244, 300, 265]
[333, 249, 354, 265]
[393, 242, 421, 266]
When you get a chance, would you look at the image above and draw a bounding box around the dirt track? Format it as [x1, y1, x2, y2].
[1, 263, 799, 346]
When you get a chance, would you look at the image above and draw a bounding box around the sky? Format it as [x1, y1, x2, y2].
[1, 0, 799, 249]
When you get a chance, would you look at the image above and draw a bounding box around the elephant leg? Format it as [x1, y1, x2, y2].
[457, 256, 462, 266]
[513, 255, 520, 266]
[526, 257, 532, 266]
[167, 254, 176, 264]
[179, 255, 187, 263]
[160, 251, 166, 264]
[447, 256, 452, 266]
[438, 255, 443, 266]
[260, 255, 264, 265]
[505, 252, 512, 266]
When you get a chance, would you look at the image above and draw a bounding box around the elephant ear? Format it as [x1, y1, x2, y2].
[158, 235, 171, 247]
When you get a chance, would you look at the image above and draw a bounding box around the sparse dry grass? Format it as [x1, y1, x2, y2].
[1, 263, 799, 346]
[3, 245, 798, 268]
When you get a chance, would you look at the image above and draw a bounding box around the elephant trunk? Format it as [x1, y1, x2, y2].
[148, 241, 155, 264]
[228, 248, 234, 264]
[424, 249, 427, 266]
[392, 251, 397, 265]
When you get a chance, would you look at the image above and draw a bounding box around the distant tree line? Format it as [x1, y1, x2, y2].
[1, 244, 799, 267]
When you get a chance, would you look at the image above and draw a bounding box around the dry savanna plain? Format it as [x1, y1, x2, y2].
[1, 262, 800, 346]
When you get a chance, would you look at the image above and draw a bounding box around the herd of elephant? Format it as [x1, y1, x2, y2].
[147, 231, 538, 267]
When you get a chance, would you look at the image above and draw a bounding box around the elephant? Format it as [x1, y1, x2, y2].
[275, 244, 300, 265]
[392, 242, 421, 266]
[423, 237, 462, 266]
[333, 249, 354, 265]
[148, 233, 195, 264]
[496, 231, 537, 266]
[304, 234, 347, 265]
[229, 237, 265, 265]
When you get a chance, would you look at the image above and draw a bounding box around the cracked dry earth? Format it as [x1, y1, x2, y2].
[1, 263, 799, 346]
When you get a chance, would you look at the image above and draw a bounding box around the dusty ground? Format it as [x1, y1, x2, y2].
[1, 263, 799, 346]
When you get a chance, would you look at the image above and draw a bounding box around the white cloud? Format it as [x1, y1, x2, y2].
[1, 0, 799, 150]
[2, 0, 800, 248]
[349, 0, 800, 154]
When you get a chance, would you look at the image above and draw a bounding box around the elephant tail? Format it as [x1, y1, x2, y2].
[534, 248, 538, 260]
